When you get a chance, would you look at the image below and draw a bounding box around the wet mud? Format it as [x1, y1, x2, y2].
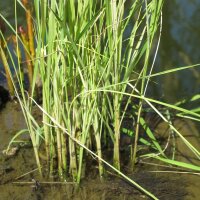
[0, 101, 200, 200]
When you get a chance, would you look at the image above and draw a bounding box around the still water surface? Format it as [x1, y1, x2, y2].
[154, 0, 200, 102]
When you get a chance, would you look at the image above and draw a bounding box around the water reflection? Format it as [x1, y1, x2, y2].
[0, 0, 24, 30]
[152, 0, 200, 102]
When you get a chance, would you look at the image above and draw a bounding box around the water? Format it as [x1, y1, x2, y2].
[151, 1, 200, 102]
[0, 0, 24, 29]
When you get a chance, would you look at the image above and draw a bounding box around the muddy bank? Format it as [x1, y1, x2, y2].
[0, 102, 200, 200]
[0, 148, 188, 200]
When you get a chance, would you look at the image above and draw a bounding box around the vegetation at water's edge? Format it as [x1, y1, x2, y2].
[1, 0, 200, 199]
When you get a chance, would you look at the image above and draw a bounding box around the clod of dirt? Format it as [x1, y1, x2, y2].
[2, 147, 19, 157]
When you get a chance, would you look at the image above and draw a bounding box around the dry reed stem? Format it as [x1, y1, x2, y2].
[18, 26, 33, 86]
[0, 41, 14, 96]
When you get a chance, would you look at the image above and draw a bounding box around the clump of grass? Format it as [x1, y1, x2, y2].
[28, 0, 165, 181]
[2, 0, 200, 199]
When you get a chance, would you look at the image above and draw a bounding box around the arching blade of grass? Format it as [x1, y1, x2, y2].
[144, 63, 200, 80]
[6, 129, 29, 153]
[151, 156, 200, 172]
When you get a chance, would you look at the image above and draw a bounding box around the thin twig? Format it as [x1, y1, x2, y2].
[13, 181, 76, 185]
[15, 167, 41, 180]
